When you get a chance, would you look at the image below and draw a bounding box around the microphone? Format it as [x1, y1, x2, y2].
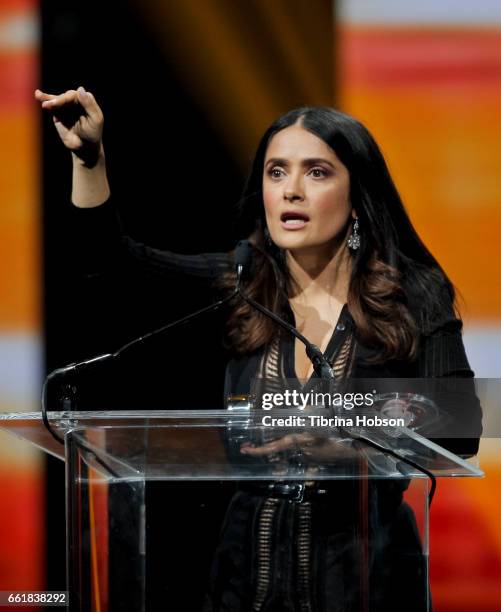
[235, 240, 334, 380]
[234, 239, 252, 280]
[42, 250, 248, 444]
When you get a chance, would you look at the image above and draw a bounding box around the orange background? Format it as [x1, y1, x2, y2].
[339, 23, 501, 611]
[0, 0, 43, 598]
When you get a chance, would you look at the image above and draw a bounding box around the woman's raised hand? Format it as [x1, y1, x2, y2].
[35, 86, 104, 167]
[35, 86, 110, 206]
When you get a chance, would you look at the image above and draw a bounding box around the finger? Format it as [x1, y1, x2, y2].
[242, 435, 296, 456]
[76, 87, 102, 122]
[34, 89, 57, 102]
[41, 89, 79, 109]
[54, 123, 82, 150]
[240, 433, 316, 456]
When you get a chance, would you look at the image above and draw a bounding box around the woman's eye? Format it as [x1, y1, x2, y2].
[310, 167, 327, 178]
[268, 167, 284, 178]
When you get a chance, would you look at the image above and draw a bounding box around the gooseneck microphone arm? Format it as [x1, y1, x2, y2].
[234, 240, 335, 380]
[42, 239, 333, 445]
[42, 258, 245, 445]
[237, 290, 335, 380]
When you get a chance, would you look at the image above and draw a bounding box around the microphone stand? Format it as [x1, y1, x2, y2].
[234, 240, 334, 380]
[236, 287, 335, 380]
[42, 274, 243, 445]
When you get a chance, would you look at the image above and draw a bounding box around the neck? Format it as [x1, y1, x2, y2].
[287, 241, 352, 303]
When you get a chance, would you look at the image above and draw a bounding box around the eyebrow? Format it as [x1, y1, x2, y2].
[265, 157, 335, 169]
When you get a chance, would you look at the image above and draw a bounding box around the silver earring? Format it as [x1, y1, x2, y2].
[347, 218, 360, 250]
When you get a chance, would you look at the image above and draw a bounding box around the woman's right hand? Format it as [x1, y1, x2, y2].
[35, 86, 104, 167]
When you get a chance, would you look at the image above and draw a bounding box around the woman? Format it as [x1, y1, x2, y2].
[36, 87, 480, 611]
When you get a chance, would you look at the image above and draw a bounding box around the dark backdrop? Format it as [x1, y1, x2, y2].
[41, 0, 333, 594]
[41, 0, 241, 590]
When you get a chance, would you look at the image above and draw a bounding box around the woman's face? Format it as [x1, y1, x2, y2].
[262, 124, 353, 255]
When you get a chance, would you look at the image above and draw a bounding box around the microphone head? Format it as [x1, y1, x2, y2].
[234, 240, 253, 276]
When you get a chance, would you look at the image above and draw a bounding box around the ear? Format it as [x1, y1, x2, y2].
[351, 208, 357, 220]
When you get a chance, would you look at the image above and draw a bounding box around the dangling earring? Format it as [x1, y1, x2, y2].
[347, 217, 360, 251]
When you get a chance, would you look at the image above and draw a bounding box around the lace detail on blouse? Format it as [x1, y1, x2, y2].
[332, 333, 356, 380]
[258, 329, 356, 387]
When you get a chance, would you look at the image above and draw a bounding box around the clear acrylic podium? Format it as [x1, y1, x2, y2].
[0, 408, 483, 612]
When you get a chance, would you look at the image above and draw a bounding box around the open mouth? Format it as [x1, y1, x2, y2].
[280, 211, 310, 227]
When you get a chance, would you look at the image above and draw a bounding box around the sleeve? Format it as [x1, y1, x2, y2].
[416, 305, 482, 458]
[417, 317, 473, 378]
[68, 197, 232, 283]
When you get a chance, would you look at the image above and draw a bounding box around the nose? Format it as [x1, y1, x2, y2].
[284, 191, 303, 203]
[283, 174, 304, 203]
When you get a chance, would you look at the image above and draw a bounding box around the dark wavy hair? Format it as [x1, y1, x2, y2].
[224, 106, 456, 362]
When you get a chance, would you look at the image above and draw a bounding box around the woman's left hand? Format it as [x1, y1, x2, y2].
[240, 432, 356, 462]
